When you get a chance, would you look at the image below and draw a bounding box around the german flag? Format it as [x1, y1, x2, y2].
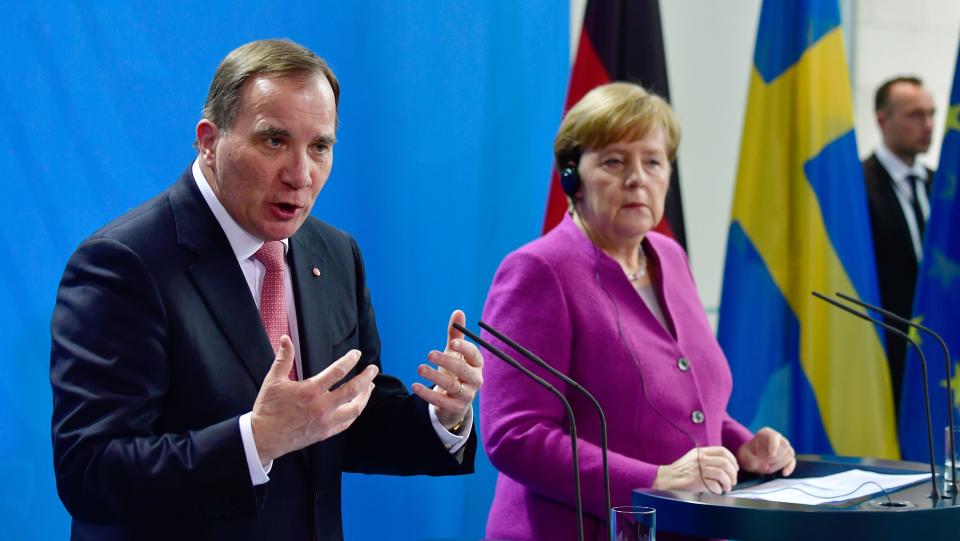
[542, 0, 686, 250]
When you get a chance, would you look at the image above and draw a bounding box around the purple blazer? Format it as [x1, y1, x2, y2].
[480, 214, 752, 541]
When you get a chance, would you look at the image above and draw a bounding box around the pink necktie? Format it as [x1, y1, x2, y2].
[254, 242, 297, 381]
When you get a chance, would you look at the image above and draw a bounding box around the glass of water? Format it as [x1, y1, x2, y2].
[610, 506, 655, 541]
[944, 426, 960, 494]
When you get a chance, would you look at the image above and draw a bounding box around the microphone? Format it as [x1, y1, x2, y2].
[452, 322, 586, 541]
[812, 291, 941, 499]
[835, 291, 958, 495]
[478, 320, 612, 534]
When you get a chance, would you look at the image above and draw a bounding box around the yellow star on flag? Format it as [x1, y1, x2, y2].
[939, 361, 960, 410]
[947, 103, 960, 133]
[908, 314, 924, 346]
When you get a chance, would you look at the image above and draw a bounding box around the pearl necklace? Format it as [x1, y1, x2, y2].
[624, 246, 647, 282]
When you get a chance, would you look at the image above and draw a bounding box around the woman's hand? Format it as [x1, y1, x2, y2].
[736, 427, 796, 476]
[652, 446, 739, 494]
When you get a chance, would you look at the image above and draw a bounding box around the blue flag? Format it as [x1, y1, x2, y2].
[900, 41, 960, 463]
[718, 0, 899, 458]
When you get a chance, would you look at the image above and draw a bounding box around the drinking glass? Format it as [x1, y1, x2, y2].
[945, 426, 960, 494]
[610, 505, 655, 541]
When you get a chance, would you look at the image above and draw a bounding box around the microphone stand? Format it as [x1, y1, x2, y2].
[479, 320, 612, 536]
[452, 322, 586, 541]
[835, 291, 958, 496]
[813, 291, 941, 499]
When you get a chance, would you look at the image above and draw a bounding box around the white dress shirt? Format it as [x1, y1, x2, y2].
[191, 160, 471, 486]
[875, 143, 931, 262]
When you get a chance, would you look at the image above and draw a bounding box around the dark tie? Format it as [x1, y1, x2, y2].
[907, 174, 926, 236]
[254, 241, 297, 380]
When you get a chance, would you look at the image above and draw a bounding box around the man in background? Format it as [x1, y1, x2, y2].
[862, 76, 936, 419]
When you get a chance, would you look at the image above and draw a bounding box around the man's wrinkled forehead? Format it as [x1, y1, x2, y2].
[233, 72, 337, 133]
[232, 70, 340, 130]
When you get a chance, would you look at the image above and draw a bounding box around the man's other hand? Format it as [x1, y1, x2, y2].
[411, 310, 483, 431]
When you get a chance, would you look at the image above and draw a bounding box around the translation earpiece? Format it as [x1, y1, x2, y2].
[560, 163, 580, 197]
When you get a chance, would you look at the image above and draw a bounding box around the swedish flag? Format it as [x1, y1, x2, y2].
[718, 0, 899, 458]
[900, 42, 960, 463]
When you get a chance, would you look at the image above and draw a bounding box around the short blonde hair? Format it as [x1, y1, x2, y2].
[554, 82, 680, 169]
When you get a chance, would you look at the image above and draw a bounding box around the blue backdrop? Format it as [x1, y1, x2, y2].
[0, 2, 568, 538]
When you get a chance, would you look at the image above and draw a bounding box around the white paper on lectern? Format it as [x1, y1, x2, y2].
[726, 468, 930, 505]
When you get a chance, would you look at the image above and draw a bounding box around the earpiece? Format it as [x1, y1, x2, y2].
[560, 163, 580, 197]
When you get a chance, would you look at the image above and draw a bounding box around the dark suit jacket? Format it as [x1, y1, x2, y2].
[862, 153, 933, 416]
[50, 167, 475, 540]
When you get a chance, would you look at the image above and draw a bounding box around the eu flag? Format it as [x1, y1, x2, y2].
[899, 41, 960, 463]
[717, 0, 899, 458]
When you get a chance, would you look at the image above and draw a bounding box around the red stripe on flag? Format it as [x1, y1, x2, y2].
[652, 216, 675, 238]
[564, 31, 612, 111]
[542, 31, 610, 234]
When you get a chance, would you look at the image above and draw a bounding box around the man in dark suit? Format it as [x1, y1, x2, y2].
[862, 76, 935, 419]
[50, 39, 483, 541]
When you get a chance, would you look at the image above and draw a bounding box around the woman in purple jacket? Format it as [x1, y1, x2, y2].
[479, 82, 797, 541]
